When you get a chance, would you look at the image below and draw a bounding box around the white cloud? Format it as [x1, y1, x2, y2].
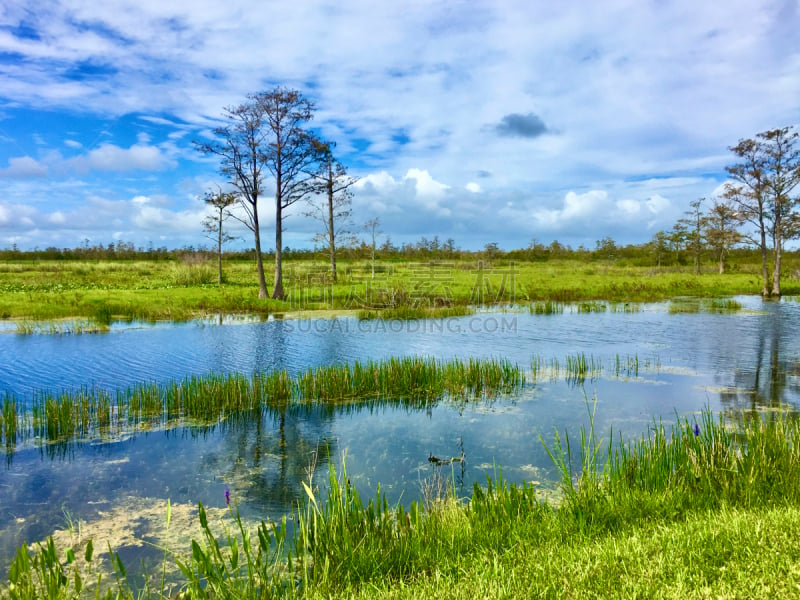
[133, 205, 204, 232]
[49, 211, 67, 224]
[615, 199, 640, 217]
[403, 168, 450, 197]
[646, 194, 671, 214]
[0, 156, 48, 178]
[66, 143, 175, 173]
[354, 171, 397, 192]
[0, 0, 797, 248]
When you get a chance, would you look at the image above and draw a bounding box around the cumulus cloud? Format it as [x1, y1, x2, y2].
[403, 168, 449, 197]
[495, 113, 549, 138]
[534, 189, 672, 236]
[646, 194, 671, 214]
[0, 156, 48, 178]
[67, 143, 174, 173]
[0, 0, 795, 248]
[133, 205, 205, 232]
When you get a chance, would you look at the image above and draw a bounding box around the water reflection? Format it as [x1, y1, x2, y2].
[716, 300, 800, 415]
[2, 298, 800, 575]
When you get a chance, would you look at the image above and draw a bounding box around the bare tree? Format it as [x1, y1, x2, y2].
[195, 98, 271, 298]
[304, 140, 358, 282]
[364, 218, 382, 279]
[674, 198, 705, 274]
[255, 88, 318, 300]
[725, 137, 770, 295]
[202, 187, 238, 286]
[703, 197, 743, 274]
[760, 127, 800, 296]
[725, 126, 800, 296]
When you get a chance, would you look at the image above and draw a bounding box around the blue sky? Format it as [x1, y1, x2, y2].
[0, 0, 798, 251]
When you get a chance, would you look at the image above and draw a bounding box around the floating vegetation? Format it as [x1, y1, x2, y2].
[15, 319, 110, 335]
[529, 301, 564, 315]
[609, 302, 641, 313]
[668, 298, 742, 314]
[574, 301, 607, 314]
[356, 305, 473, 321]
[709, 298, 743, 312]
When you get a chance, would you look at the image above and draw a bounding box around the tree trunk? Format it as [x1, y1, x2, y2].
[273, 199, 284, 300]
[253, 204, 269, 299]
[217, 217, 223, 286]
[759, 217, 769, 297]
[718, 251, 724, 274]
[327, 166, 337, 282]
[772, 229, 782, 297]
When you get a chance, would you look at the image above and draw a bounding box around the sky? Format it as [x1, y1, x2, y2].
[0, 0, 798, 252]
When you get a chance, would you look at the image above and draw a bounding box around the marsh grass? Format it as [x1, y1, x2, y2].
[15, 319, 110, 335]
[669, 297, 743, 314]
[356, 305, 472, 320]
[574, 301, 607, 313]
[1, 357, 524, 452]
[529, 300, 564, 315]
[1, 256, 782, 327]
[529, 353, 657, 384]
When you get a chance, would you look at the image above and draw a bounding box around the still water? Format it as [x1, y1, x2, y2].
[1, 296, 799, 575]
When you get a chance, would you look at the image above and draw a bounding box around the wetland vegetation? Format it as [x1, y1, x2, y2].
[0, 243, 798, 328]
[5, 408, 800, 599]
[3, 244, 800, 598]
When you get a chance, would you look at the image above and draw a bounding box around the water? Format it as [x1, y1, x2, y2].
[1, 296, 799, 576]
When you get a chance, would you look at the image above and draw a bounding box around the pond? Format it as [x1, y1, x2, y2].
[1, 296, 799, 580]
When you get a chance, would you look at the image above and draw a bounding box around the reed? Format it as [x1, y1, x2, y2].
[2, 357, 524, 452]
[529, 301, 564, 315]
[563, 352, 601, 385]
[574, 301, 607, 314]
[1, 396, 17, 448]
[14, 319, 110, 335]
[356, 305, 472, 321]
[709, 297, 743, 312]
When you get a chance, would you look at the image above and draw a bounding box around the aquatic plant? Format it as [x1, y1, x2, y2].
[529, 301, 564, 315]
[564, 353, 601, 385]
[574, 301, 607, 314]
[2, 357, 524, 452]
[709, 298, 742, 312]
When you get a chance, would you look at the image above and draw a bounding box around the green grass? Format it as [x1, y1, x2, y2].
[0, 257, 792, 325]
[6, 407, 800, 598]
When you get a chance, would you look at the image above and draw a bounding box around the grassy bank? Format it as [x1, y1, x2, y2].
[4, 408, 800, 599]
[2, 257, 797, 324]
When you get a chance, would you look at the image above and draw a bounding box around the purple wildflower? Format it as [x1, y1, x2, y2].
[225, 485, 230, 505]
[693, 423, 700, 437]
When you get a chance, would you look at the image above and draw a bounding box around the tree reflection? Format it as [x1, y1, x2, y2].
[214, 404, 335, 515]
[718, 304, 800, 418]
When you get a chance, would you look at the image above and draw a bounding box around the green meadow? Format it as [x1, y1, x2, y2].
[3, 250, 800, 598]
[2, 252, 798, 325]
